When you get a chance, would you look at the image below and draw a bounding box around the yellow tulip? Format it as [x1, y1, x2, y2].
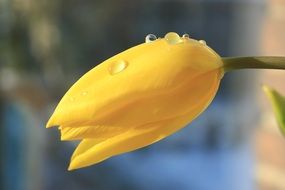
[47, 32, 285, 170]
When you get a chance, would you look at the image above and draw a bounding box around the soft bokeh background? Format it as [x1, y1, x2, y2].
[0, 0, 285, 190]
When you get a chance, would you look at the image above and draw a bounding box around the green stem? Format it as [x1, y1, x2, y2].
[222, 56, 285, 72]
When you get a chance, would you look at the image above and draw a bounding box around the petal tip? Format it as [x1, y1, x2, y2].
[67, 163, 76, 171]
[68, 159, 83, 171]
[46, 114, 58, 128]
[46, 118, 53, 128]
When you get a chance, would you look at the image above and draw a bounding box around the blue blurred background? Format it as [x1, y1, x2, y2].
[1, 0, 285, 190]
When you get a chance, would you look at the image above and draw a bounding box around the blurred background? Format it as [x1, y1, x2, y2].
[0, 0, 285, 189]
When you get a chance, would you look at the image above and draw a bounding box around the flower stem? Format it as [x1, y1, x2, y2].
[222, 57, 285, 72]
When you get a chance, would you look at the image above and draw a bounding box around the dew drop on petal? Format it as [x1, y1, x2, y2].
[182, 33, 189, 38]
[145, 34, 157, 43]
[199, 40, 207, 45]
[109, 60, 128, 75]
[164, 32, 182, 44]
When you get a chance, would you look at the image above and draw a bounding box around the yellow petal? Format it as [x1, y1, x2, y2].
[70, 139, 106, 161]
[68, 87, 219, 171]
[68, 123, 170, 170]
[60, 125, 129, 141]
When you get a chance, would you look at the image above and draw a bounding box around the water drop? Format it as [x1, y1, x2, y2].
[199, 40, 206, 45]
[182, 33, 189, 38]
[164, 32, 182, 44]
[145, 34, 157, 43]
[109, 60, 128, 75]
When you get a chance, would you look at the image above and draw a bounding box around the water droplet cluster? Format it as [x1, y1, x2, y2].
[106, 33, 208, 77]
[145, 32, 206, 46]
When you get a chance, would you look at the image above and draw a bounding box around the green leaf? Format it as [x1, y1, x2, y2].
[263, 85, 285, 136]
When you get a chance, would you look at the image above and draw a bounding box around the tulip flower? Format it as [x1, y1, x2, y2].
[46, 32, 285, 170]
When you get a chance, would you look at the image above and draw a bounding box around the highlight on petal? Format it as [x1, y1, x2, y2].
[59, 125, 128, 141]
[263, 85, 285, 136]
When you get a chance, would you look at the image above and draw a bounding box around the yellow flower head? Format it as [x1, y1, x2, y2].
[47, 32, 224, 170]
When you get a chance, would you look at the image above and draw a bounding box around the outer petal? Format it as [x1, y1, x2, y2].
[60, 125, 129, 141]
[59, 69, 220, 143]
[47, 39, 222, 129]
[49, 69, 221, 132]
[68, 78, 220, 170]
[68, 120, 177, 170]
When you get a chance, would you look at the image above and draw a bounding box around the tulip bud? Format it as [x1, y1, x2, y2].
[47, 32, 224, 170]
